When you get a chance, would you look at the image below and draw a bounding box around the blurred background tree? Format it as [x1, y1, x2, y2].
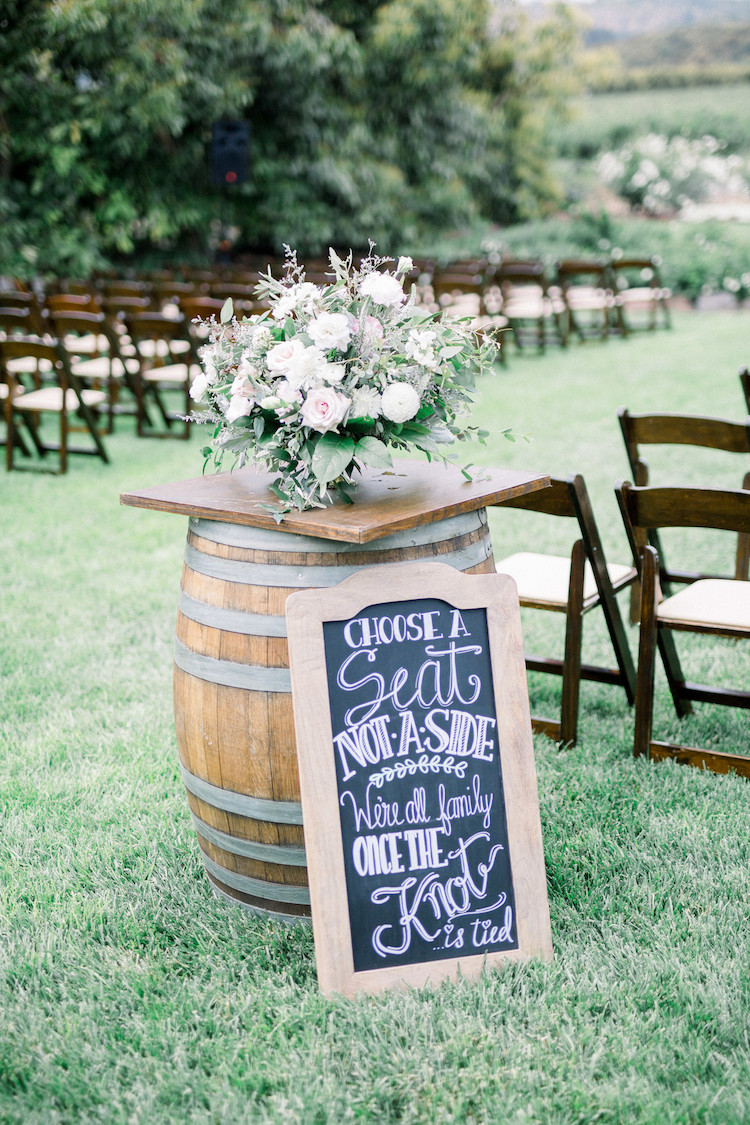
[0, 0, 580, 277]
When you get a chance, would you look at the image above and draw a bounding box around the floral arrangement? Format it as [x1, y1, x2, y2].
[189, 247, 498, 514]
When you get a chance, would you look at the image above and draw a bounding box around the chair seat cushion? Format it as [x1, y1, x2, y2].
[495, 552, 634, 608]
[13, 387, 107, 413]
[136, 338, 191, 358]
[658, 579, 750, 631]
[4, 356, 54, 375]
[72, 356, 139, 379]
[142, 363, 192, 384]
[63, 334, 105, 355]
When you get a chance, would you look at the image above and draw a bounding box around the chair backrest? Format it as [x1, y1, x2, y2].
[616, 481, 750, 559]
[555, 259, 611, 289]
[123, 310, 187, 341]
[47, 308, 116, 346]
[180, 296, 226, 321]
[45, 292, 102, 314]
[492, 473, 610, 572]
[618, 408, 750, 486]
[0, 306, 45, 339]
[123, 310, 194, 364]
[618, 408, 750, 583]
[101, 279, 152, 299]
[0, 291, 47, 334]
[0, 335, 69, 390]
[608, 256, 662, 288]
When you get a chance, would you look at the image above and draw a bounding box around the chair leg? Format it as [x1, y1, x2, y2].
[60, 404, 68, 475]
[560, 538, 586, 746]
[634, 545, 658, 757]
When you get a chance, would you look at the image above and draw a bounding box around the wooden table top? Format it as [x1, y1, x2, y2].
[120, 459, 550, 544]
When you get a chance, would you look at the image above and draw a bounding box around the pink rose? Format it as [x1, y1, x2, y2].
[299, 387, 350, 433]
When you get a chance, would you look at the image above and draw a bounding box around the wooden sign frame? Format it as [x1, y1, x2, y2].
[285, 560, 552, 997]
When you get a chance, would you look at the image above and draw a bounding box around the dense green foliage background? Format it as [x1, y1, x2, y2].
[0, 0, 578, 277]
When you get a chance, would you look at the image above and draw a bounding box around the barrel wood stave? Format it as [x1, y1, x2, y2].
[173, 509, 496, 920]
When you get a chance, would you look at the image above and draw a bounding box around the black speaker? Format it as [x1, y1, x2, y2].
[211, 120, 250, 186]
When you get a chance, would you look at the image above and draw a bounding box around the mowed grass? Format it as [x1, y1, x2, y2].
[2, 309, 750, 1124]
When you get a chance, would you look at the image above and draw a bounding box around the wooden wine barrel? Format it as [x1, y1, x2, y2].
[173, 509, 496, 921]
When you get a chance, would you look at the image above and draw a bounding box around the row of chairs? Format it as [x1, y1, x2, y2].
[11, 248, 671, 350]
[491, 372, 750, 779]
[419, 255, 672, 354]
[0, 298, 202, 472]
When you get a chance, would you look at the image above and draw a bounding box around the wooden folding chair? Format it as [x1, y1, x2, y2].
[618, 408, 750, 601]
[0, 290, 47, 336]
[555, 259, 614, 343]
[493, 259, 566, 352]
[608, 256, 671, 335]
[491, 474, 637, 744]
[1, 337, 109, 473]
[47, 310, 143, 433]
[123, 311, 198, 438]
[615, 481, 750, 777]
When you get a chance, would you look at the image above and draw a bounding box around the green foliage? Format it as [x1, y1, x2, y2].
[0, 0, 581, 278]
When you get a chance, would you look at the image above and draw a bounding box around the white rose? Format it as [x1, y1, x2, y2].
[381, 381, 420, 423]
[266, 337, 306, 374]
[189, 369, 211, 402]
[225, 394, 254, 423]
[359, 271, 405, 307]
[396, 256, 414, 275]
[307, 312, 352, 352]
[299, 386, 350, 433]
[190, 353, 220, 401]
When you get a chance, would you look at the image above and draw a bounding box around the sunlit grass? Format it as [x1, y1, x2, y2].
[1, 310, 750, 1124]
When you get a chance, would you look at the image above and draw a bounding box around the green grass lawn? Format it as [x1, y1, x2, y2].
[558, 82, 750, 155]
[2, 310, 750, 1124]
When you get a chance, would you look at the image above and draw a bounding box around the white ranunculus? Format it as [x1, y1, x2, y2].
[359, 271, 405, 307]
[307, 312, 352, 352]
[381, 381, 420, 423]
[299, 386, 350, 433]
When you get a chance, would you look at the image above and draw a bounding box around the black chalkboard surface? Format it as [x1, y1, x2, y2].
[286, 561, 552, 997]
[323, 597, 517, 972]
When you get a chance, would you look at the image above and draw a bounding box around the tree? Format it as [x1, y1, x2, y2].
[0, 0, 582, 278]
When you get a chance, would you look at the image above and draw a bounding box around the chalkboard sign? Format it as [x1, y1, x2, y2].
[286, 561, 552, 997]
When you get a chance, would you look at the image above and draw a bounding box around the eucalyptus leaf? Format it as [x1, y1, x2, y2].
[220, 297, 234, 323]
[311, 433, 356, 483]
[355, 436, 393, 468]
